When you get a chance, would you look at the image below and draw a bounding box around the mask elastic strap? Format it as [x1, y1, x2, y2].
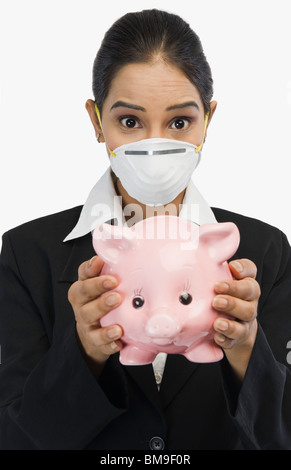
[195, 112, 209, 153]
[95, 103, 117, 157]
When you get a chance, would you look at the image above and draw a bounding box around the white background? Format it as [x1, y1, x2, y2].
[1, 0, 291, 244]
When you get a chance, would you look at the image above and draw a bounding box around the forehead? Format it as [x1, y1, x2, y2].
[104, 61, 203, 110]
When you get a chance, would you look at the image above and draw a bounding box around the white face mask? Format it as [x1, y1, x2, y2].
[95, 104, 209, 206]
[110, 138, 201, 206]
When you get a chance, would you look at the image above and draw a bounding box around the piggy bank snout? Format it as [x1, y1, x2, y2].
[145, 313, 181, 343]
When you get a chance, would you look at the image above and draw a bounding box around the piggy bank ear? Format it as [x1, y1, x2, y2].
[199, 222, 240, 263]
[92, 223, 136, 265]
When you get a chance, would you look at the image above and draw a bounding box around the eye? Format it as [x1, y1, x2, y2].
[132, 295, 145, 309]
[120, 117, 140, 129]
[170, 118, 191, 130]
[179, 292, 192, 305]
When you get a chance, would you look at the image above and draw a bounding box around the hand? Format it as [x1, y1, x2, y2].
[68, 256, 123, 376]
[212, 259, 261, 383]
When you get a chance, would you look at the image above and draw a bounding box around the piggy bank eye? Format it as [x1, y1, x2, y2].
[179, 292, 192, 305]
[132, 295, 145, 309]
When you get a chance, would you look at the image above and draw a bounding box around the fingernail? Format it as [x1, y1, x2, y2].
[231, 261, 243, 273]
[108, 326, 121, 339]
[103, 278, 117, 289]
[111, 341, 118, 350]
[88, 255, 97, 267]
[215, 333, 226, 343]
[214, 282, 229, 293]
[213, 297, 228, 309]
[105, 293, 121, 306]
[216, 319, 228, 331]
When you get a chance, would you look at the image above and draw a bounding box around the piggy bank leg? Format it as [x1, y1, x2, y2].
[183, 341, 224, 363]
[120, 345, 157, 365]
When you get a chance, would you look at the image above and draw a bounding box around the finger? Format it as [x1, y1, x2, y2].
[78, 255, 104, 281]
[229, 258, 257, 280]
[212, 295, 257, 322]
[68, 275, 119, 309]
[214, 317, 248, 340]
[213, 333, 235, 350]
[214, 277, 261, 302]
[213, 318, 248, 349]
[89, 324, 123, 356]
[77, 291, 122, 325]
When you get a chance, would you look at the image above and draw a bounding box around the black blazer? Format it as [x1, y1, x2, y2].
[0, 206, 291, 450]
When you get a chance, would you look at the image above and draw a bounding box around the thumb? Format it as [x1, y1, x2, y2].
[78, 255, 104, 281]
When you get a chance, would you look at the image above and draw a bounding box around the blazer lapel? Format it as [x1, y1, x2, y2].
[124, 362, 163, 414]
[125, 354, 200, 413]
[59, 218, 118, 284]
[159, 354, 199, 409]
[59, 234, 96, 283]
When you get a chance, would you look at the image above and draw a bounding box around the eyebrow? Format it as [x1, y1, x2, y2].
[110, 100, 200, 112]
[110, 101, 146, 112]
[166, 101, 200, 111]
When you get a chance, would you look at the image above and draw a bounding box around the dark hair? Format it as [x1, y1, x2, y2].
[92, 9, 213, 115]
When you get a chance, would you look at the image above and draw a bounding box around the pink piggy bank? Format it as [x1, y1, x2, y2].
[92, 216, 240, 365]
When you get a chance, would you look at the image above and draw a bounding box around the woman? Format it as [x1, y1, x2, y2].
[0, 9, 290, 450]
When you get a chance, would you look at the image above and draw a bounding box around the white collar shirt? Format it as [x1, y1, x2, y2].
[64, 167, 217, 242]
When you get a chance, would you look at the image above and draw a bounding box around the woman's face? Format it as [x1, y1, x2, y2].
[89, 60, 216, 154]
